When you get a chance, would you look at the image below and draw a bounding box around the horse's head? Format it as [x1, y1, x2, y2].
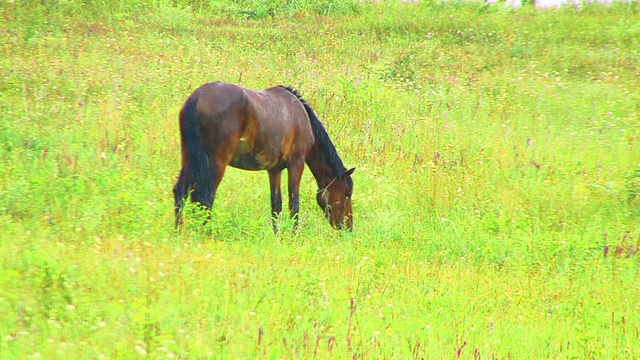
[316, 167, 355, 231]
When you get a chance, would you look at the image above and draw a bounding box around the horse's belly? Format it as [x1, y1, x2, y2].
[229, 139, 279, 170]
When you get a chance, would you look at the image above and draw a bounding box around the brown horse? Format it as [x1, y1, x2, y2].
[173, 82, 355, 231]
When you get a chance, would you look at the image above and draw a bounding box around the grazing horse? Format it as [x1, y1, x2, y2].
[173, 82, 355, 231]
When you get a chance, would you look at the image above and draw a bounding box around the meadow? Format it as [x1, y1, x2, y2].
[1, 0, 640, 358]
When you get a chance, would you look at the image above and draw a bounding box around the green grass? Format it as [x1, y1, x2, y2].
[1, 0, 640, 358]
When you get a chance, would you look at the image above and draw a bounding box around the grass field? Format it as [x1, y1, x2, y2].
[1, 0, 640, 358]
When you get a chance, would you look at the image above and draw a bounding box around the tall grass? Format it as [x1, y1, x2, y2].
[1, 0, 639, 358]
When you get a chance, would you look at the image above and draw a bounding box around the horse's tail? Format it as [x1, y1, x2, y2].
[180, 94, 213, 206]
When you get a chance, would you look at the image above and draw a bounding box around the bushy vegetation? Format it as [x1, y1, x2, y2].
[1, 0, 639, 358]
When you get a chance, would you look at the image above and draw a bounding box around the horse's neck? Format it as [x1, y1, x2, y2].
[305, 147, 336, 189]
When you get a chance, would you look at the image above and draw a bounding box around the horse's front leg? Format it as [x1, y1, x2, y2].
[287, 158, 305, 231]
[268, 169, 283, 233]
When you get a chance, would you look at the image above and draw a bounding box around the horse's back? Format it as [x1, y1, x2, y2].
[251, 86, 314, 151]
[185, 82, 314, 171]
[187, 82, 308, 131]
[189, 82, 248, 123]
[244, 86, 312, 131]
[233, 86, 314, 170]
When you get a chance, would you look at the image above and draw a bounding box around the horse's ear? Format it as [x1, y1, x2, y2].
[346, 167, 355, 176]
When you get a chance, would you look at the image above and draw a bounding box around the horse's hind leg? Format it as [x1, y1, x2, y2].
[188, 169, 215, 225]
[195, 135, 241, 221]
[173, 167, 210, 226]
[190, 178, 214, 209]
[189, 85, 246, 226]
[173, 168, 188, 227]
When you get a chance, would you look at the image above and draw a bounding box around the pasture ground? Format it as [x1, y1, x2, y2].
[1, 1, 640, 358]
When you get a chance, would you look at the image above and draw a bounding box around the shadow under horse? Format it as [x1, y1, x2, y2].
[173, 82, 355, 231]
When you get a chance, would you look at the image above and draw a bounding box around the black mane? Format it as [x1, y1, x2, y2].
[281, 86, 348, 177]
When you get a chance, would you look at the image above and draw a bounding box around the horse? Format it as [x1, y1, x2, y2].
[173, 82, 355, 231]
